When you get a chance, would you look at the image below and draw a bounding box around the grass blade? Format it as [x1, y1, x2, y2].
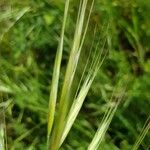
[132, 116, 150, 150]
[0, 7, 30, 41]
[88, 82, 127, 150]
[0, 94, 7, 150]
[47, 0, 70, 144]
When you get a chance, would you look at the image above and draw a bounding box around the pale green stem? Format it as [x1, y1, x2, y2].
[47, 0, 70, 147]
[132, 116, 150, 150]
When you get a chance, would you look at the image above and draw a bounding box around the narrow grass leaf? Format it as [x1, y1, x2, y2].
[0, 94, 7, 150]
[47, 0, 70, 141]
[0, 7, 30, 41]
[132, 116, 150, 150]
[88, 84, 127, 150]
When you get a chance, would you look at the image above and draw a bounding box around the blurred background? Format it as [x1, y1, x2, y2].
[0, 0, 150, 149]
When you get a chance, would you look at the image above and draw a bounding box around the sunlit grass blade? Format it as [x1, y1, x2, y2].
[47, 0, 70, 142]
[0, 99, 13, 109]
[132, 115, 150, 150]
[0, 85, 12, 94]
[14, 124, 41, 143]
[0, 7, 30, 41]
[88, 83, 127, 150]
[78, 0, 95, 54]
[0, 7, 29, 21]
[0, 109, 5, 150]
[0, 94, 7, 150]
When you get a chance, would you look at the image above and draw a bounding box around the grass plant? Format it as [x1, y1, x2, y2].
[0, 0, 150, 149]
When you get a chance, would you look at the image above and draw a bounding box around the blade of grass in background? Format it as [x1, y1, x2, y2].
[0, 94, 7, 150]
[11, 124, 41, 149]
[0, 108, 5, 150]
[132, 116, 150, 150]
[88, 81, 128, 150]
[0, 7, 30, 41]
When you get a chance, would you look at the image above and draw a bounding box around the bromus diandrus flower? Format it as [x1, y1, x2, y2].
[47, 0, 109, 149]
[47, 0, 150, 149]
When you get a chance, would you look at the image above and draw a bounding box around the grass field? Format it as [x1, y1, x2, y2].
[0, 0, 150, 149]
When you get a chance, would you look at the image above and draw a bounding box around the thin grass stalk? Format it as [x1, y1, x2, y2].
[72, 24, 97, 103]
[47, 0, 70, 142]
[0, 94, 7, 150]
[132, 116, 150, 150]
[49, 1, 89, 149]
[69, 1, 100, 102]
[88, 24, 109, 75]
[14, 124, 41, 143]
[77, 0, 95, 55]
[88, 85, 127, 150]
[0, 110, 5, 150]
[97, 86, 117, 126]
